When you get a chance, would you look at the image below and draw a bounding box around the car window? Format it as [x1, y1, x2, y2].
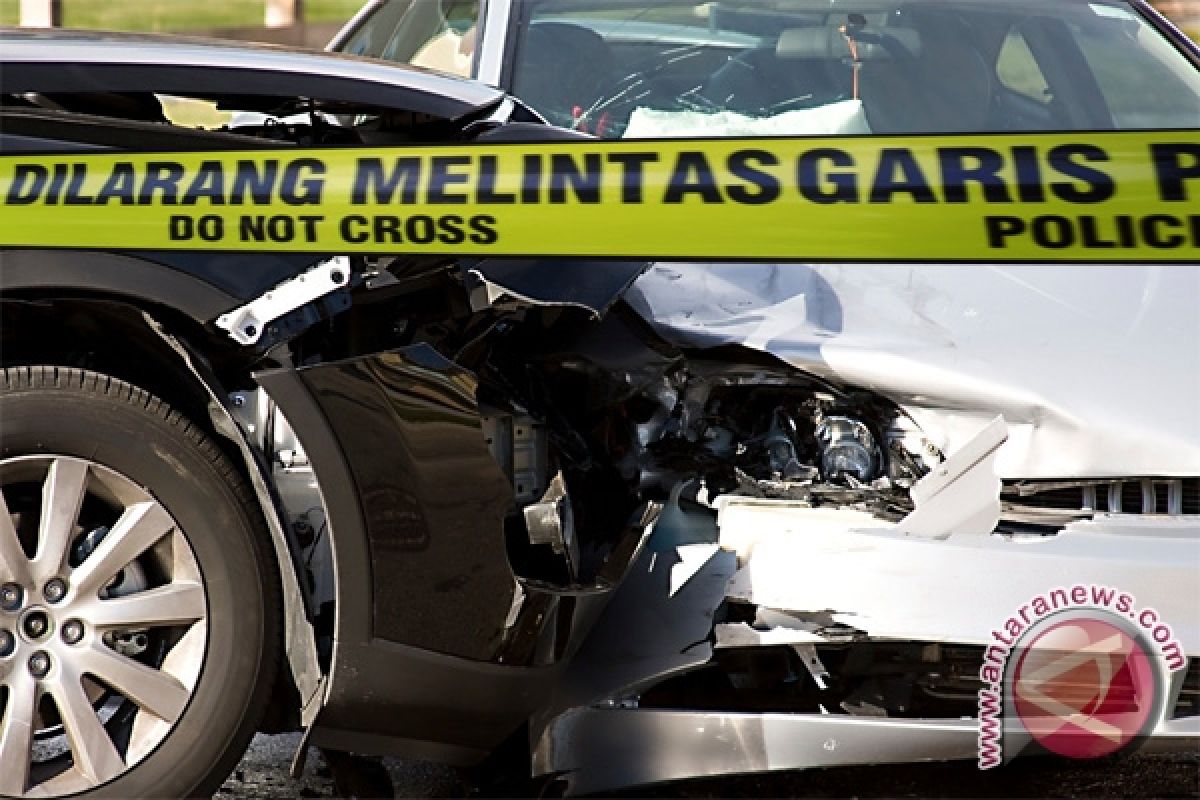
[157, 95, 233, 129]
[1071, 7, 1200, 128]
[508, 0, 1200, 138]
[338, 0, 480, 77]
[996, 30, 1051, 106]
[338, 2, 412, 59]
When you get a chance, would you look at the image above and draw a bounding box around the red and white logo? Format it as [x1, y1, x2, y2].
[1010, 616, 1158, 760]
[976, 585, 1184, 769]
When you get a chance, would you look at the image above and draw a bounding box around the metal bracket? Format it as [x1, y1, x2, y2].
[216, 257, 350, 345]
[792, 643, 832, 690]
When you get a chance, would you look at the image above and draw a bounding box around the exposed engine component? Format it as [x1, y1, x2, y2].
[481, 410, 550, 505]
[764, 409, 817, 482]
[228, 388, 335, 628]
[522, 472, 579, 579]
[815, 416, 879, 483]
[275, 277, 945, 590]
[630, 368, 937, 519]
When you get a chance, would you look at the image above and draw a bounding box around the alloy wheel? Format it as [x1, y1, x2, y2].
[0, 455, 207, 797]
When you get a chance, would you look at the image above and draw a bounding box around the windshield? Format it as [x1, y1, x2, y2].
[507, 0, 1200, 138]
[338, 0, 481, 77]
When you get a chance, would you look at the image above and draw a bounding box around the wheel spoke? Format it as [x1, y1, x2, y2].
[78, 643, 190, 725]
[31, 458, 89, 581]
[78, 582, 206, 630]
[0, 488, 32, 585]
[0, 671, 38, 796]
[70, 502, 174, 599]
[48, 666, 125, 785]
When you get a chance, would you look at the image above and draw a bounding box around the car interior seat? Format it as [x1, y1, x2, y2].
[511, 21, 614, 127]
[858, 11, 994, 133]
[701, 31, 847, 116]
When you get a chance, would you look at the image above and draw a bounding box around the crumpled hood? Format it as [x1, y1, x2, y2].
[625, 263, 1200, 478]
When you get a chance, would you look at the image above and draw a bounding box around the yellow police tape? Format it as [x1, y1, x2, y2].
[1, 131, 1197, 262]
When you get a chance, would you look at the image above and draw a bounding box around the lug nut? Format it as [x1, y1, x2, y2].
[61, 619, 85, 645]
[22, 610, 50, 640]
[0, 629, 14, 657]
[28, 650, 50, 678]
[43, 578, 67, 604]
[0, 583, 23, 611]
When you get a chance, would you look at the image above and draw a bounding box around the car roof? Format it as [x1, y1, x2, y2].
[0, 28, 505, 119]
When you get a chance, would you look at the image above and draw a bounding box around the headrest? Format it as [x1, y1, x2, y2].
[776, 26, 921, 61]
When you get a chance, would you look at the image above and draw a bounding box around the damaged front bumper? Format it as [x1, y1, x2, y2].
[716, 502, 1200, 656]
[533, 420, 1200, 793]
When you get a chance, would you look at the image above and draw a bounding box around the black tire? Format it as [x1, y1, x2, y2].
[0, 366, 280, 798]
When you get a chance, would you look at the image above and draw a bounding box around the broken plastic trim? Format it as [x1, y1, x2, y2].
[217, 256, 351, 344]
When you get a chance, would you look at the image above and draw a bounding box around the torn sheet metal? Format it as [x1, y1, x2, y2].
[714, 606, 855, 648]
[718, 499, 1200, 655]
[715, 622, 828, 647]
[895, 416, 1006, 539]
[463, 258, 648, 316]
[719, 504, 880, 563]
[148, 314, 325, 718]
[624, 263, 1200, 477]
[671, 543, 721, 597]
[531, 487, 736, 734]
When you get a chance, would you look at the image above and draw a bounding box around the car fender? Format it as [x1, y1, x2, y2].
[143, 314, 326, 720]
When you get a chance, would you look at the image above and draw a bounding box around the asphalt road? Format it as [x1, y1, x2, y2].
[220, 733, 1199, 798]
